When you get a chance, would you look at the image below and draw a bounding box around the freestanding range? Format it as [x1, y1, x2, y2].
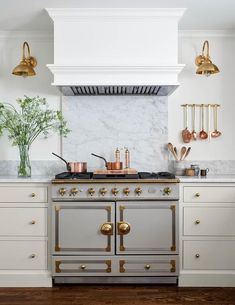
[51, 172, 179, 284]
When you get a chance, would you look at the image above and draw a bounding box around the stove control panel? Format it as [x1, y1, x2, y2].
[53, 183, 179, 201]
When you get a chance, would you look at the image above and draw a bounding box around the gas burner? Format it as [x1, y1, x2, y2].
[54, 171, 175, 180]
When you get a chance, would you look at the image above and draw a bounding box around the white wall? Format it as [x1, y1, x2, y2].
[0, 32, 61, 160]
[169, 34, 235, 160]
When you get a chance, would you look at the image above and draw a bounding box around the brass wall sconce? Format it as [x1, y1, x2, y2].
[195, 40, 219, 76]
[12, 41, 37, 77]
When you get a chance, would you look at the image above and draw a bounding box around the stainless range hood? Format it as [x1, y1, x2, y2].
[46, 8, 185, 96]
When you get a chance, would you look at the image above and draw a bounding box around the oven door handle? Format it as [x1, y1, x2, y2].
[117, 221, 131, 235]
[100, 222, 114, 235]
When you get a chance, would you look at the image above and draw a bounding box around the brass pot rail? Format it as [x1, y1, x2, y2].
[181, 104, 220, 107]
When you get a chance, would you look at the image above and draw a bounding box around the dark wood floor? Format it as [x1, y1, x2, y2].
[0, 285, 235, 305]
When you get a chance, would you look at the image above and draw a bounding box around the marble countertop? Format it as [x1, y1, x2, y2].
[179, 175, 235, 183]
[0, 176, 52, 183]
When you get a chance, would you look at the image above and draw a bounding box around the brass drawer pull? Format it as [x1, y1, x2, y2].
[30, 254, 36, 258]
[195, 193, 200, 197]
[195, 220, 200, 224]
[145, 264, 151, 270]
[30, 220, 36, 225]
[80, 265, 86, 270]
[31, 193, 36, 197]
[195, 253, 200, 258]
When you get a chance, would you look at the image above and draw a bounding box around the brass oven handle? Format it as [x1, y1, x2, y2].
[100, 222, 113, 235]
[117, 222, 131, 235]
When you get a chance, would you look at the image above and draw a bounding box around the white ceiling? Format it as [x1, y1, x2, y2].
[0, 0, 235, 31]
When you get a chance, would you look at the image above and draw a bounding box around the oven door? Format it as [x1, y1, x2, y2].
[52, 202, 115, 255]
[116, 201, 178, 255]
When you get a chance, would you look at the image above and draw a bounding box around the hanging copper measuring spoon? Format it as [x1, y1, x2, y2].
[182, 105, 191, 143]
[191, 104, 197, 140]
[199, 104, 208, 140]
[211, 105, 221, 137]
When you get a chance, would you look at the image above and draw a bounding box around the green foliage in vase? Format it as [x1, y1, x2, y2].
[0, 96, 70, 146]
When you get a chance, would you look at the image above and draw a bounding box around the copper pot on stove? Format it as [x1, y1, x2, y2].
[91, 153, 123, 170]
[52, 152, 87, 173]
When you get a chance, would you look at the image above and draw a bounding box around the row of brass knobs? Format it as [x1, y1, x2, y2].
[58, 187, 172, 196]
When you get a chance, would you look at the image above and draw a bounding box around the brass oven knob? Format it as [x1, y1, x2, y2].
[70, 188, 78, 196]
[80, 265, 86, 270]
[88, 188, 95, 196]
[195, 253, 200, 258]
[58, 188, 67, 196]
[117, 222, 131, 235]
[195, 192, 200, 197]
[112, 188, 119, 196]
[100, 223, 113, 235]
[195, 220, 200, 224]
[163, 187, 172, 195]
[99, 188, 108, 196]
[123, 188, 130, 196]
[145, 264, 151, 270]
[135, 187, 142, 195]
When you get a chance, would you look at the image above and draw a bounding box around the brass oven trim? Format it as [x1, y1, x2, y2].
[119, 260, 126, 273]
[105, 260, 112, 273]
[52, 179, 179, 184]
[170, 260, 176, 272]
[55, 260, 61, 273]
[54, 205, 113, 253]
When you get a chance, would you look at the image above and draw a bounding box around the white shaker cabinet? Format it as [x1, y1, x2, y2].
[0, 181, 52, 287]
[179, 182, 235, 287]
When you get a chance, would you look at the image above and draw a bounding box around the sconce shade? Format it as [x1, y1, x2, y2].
[12, 42, 37, 77]
[195, 40, 219, 76]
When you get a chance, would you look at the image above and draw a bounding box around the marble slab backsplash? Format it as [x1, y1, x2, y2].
[62, 96, 169, 172]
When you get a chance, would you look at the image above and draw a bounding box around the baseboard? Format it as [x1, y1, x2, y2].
[0, 271, 52, 287]
[179, 272, 235, 287]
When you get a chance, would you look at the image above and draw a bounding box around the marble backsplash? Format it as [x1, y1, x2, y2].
[62, 95, 169, 172]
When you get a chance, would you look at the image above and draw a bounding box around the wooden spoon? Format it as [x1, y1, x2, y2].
[182, 105, 191, 143]
[199, 105, 208, 140]
[183, 147, 191, 160]
[211, 105, 222, 138]
[167, 143, 178, 161]
[191, 104, 197, 140]
[180, 146, 187, 160]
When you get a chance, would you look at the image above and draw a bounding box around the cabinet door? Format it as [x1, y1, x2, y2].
[116, 201, 178, 254]
[52, 202, 115, 255]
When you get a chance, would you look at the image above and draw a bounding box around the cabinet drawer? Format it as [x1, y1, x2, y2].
[52, 256, 112, 276]
[0, 208, 47, 236]
[0, 186, 48, 203]
[0, 240, 47, 270]
[118, 256, 178, 276]
[183, 240, 235, 270]
[183, 186, 235, 203]
[184, 207, 235, 236]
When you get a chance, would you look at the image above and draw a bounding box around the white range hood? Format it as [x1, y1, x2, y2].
[46, 8, 185, 96]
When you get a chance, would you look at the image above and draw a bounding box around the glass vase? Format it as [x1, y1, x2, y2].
[18, 145, 31, 177]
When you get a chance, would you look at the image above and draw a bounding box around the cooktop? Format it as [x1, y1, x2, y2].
[54, 171, 175, 180]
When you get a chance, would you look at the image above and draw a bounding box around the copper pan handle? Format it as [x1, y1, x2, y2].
[52, 152, 71, 171]
[91, 153, 108, 166]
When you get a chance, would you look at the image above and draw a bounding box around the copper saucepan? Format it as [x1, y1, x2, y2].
[52, 152, 87, 173]
[91, 153, 123, 170]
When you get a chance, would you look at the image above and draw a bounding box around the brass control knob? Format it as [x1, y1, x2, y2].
[163, 187, 172, 195]
[117, 222, 131, 235]
[80, 265, 86, 270]
[195, 253, 200, 258]
[100, 223, 113, 235]
[195, 220, 200, 224]
[195, 193, 200, 197]
[112, 188, 119, 196]
[58, 188, 67, 196]
[99, 188, 108, 196]
[88, 188, 95, 196]
[123, 188, 130, 196]
[135, 187, 142, 196]
[145, 264, 151, 270]
[70, 188, 78, 196]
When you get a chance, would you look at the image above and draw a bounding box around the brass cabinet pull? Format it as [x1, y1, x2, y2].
[30, 220, 36, 225]
[195, 192, 200, 197]
[195, 253, 200, 258]
[195, 220, 200, 224]
[145, 264, 151, 270]
[80, 265, 86, 270]
[30, 254, 36, 258]
[31, 193, 36, 197]
[100, 222, 113, 235]
[117, 222, 131, 235]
